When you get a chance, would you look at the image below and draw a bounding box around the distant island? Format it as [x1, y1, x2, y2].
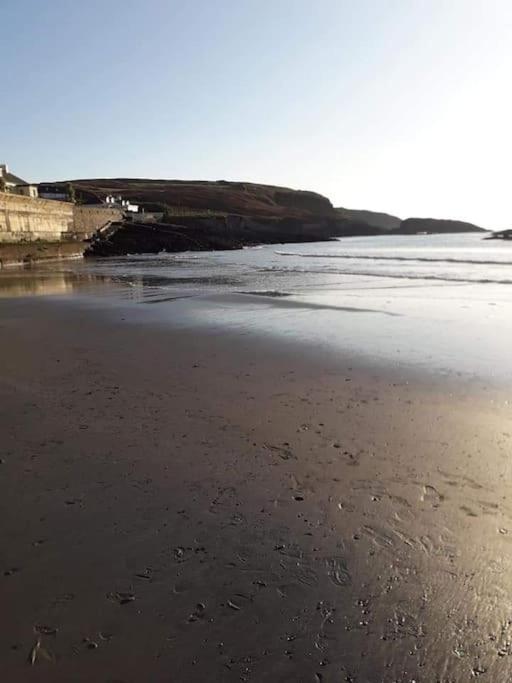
[485, 228, 512, 240]
[396, 217, 485, 234]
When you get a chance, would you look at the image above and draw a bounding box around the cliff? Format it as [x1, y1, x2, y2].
[41, 178, 491, 259]
[396, 218, 486, 234]
[51, 178, 388, 255]
[86, 215, 385, 256]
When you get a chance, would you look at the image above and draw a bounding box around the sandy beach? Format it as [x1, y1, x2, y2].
[1, 290, 511, 682]
[5, 0, 512, 677]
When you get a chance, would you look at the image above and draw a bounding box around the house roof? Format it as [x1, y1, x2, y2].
[4, 171, 28, 185]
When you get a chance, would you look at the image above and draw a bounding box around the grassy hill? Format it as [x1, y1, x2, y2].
[55, 178, 337, 219]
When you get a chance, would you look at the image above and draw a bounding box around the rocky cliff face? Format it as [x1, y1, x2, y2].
[48, 178, 492, 257]
[86, 215, 385, 257]
[50, 178, 388, 255]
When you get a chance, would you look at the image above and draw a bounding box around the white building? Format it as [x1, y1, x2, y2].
[0, 164, 39, 198]
[105, 195, 139, 213]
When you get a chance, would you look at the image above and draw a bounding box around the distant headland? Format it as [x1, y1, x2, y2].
[0, 165, 493, 266]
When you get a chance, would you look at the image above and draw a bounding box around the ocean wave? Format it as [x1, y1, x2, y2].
[262, 265, 512, 285]
[274, 251, 512, 266]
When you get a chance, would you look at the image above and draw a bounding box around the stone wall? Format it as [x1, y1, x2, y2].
[72, 205, 123, 238]
[0, 191, 74, 243]
[0, 241, 86, 269]
[0, 192, 124, 243]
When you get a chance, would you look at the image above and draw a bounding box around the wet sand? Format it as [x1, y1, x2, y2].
[1, 296, 511, 682]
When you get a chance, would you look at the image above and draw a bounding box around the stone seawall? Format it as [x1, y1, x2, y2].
[0, 192, 124, 242]
[0, 242, 86, 269]
[72, 205, 124, 238]
[0, 193, 126, 267]
[0, 192, 74, 243]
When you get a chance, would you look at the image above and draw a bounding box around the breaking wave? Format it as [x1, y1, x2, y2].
[274, 251, 512, 266]
[263, 265, 512, 285]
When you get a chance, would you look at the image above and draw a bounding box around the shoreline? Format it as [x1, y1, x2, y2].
[1, 276, 510, 388]
[1, 294, 511, 680]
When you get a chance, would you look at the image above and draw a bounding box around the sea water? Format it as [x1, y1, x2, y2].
[1, 233, 511, 383]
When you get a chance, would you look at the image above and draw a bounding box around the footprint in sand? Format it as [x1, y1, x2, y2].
[460, 505, 478, 518]
[324, 557, 351, 587]
[421, 485, 443, 508]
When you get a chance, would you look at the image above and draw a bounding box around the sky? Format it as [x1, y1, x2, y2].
[2, 0, 512, 228]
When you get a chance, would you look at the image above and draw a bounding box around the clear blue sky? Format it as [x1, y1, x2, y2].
[2, 0, 511, 228]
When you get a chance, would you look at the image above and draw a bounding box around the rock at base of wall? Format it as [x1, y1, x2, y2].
[0, 241, 86, 269]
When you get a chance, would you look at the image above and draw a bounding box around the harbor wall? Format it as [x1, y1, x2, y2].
[0, 191, 74, 243]
[0, 192, 123, 267]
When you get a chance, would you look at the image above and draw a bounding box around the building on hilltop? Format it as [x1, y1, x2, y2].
[38, 187, 139, 214]
[105, 195, 139, 213]
[0, 164, 39, 198]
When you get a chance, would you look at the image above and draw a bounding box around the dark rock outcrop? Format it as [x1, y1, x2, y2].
[396, 218, 486, 234]
[485, 229, 512, 240]
[86, 215, 385, 257]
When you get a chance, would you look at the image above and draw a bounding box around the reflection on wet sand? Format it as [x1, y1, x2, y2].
[0, 264, 241, 301]
[0, 270, 188, 301]
[0, 271, 114, 298]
